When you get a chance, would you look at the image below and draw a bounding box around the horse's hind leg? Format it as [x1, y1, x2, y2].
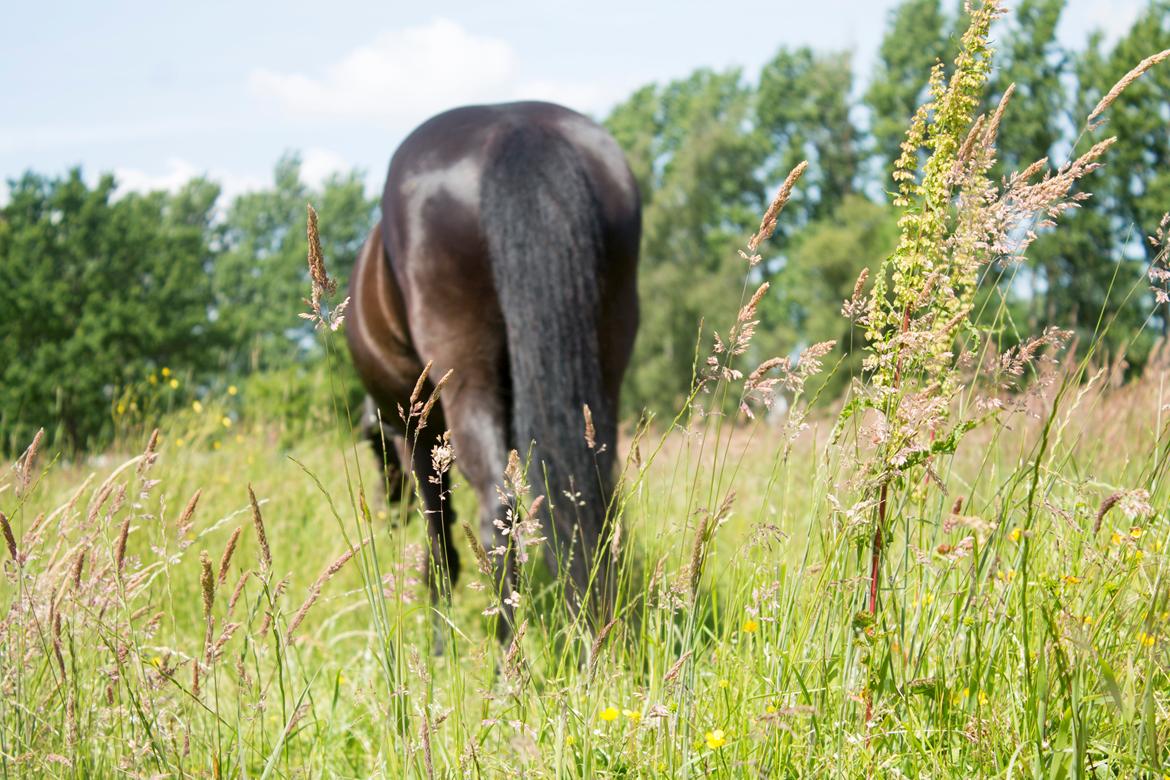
[361, 396, 407, 504]
[438, 381, 517, 643]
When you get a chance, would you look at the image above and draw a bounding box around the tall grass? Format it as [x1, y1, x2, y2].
[3, 3, 1170, 776]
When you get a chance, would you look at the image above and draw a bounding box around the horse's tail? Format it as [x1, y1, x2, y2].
[481, 122, 614, 618]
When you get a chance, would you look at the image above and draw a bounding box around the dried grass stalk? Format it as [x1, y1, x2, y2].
[1089, 49, 1170, 124]
[247, 485, 272, 574]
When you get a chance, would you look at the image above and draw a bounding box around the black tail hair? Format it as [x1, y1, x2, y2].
[481, 122, 614, 616]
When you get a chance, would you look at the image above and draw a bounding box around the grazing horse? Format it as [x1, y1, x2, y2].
[346, 101, 641, 636]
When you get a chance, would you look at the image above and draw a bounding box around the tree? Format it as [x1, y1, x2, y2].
[757, 47, 859, 229]
[214, 153, 375, 373]
[0, 171, 220, 452]
[607, 69, 769, 415]
[865, 0, 948, 181]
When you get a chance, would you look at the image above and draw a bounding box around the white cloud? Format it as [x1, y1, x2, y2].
[248, 18, 616, 127]
[300, 147, 351, 189]
[112, 158, 265, 203]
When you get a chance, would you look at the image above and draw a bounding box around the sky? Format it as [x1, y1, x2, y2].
[0, 0, 1145, 204]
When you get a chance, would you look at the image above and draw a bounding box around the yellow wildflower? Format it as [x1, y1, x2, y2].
[228, 385, 238, 396]
[565, 735, 576, 746]
[705, 729, 726, 750]
[221, 416, 232, 429]
[718, 678, 730, 689]
[192, 400, 204, 414]
[175, 438, 185, 448]
[1009, 527, 1022, 543]
[1111, 532, 1122, 546]
[169, 378, 179, 389]
[1139, 632, 1157, 648]
[622, 709, 641, 723]
[978, 691, 988, 705]
[161, 367, 171, 377]
[212, 441, 221, 450]
[599, 706, 619, 722]
[1130, 526, 1144, 539]
[765, 704, 777, 714]
[116, 402, 126, 415]
[742, 618, 759, 634]
[1063, 575, 1082, 585]
[148, 374, 158, 385]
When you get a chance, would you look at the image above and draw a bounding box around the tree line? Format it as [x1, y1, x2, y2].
[2, 0, 1168, 453]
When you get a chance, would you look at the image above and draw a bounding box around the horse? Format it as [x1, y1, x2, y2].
[345, 101, 641, 638]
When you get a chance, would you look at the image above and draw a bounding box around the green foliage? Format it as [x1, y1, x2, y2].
[760, 195, 899, 396]
[215, 153, 374, 374]
[0, 156, 374, 455]
[0, 171, 219, 452]
[757, 47, 858, 226]
[607, 70, 769, 415]
[865, 0, 949, 178]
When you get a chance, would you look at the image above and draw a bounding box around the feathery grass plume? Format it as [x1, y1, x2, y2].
[410, 360, 433, 409]
[688, 513, 711, 597]
[419, 368, 453, 431]
[226, 570, 251, 617]
[1093, 492, 1122, 535]
[247, 485, 272, 574]
[663, 650, 693, 685]
[0, 511, 17, 562]
[582, 404, 596, 450]
[137, 428, 159, 477]
[217, 526, 242, 586]
[503, 618, 529, 687]
[461, 520, 493, 577]
[1088, 48, 1170, 126]
[71, 548, 86, 589]
[16, 427, 44, 496]
[199, 551, 215, 662]
[301, 204, 350, 331]
[176, 489, 201, 536]
[586, 617, 619, 684]
[747, 160, 808, 253]
[114, 515, 131, 574]
[287, 544, 362, 640]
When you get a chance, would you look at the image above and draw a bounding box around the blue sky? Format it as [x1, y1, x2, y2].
[0, 0, 1143, 202]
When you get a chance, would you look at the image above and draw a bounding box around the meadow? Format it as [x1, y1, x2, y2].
[3, 5, 1170, 778]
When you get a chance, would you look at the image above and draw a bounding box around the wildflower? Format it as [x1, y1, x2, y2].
[176, 438, 185, 448]
[148, 373, 158, 385]
[718, 678, 730, 689]
[742, 618, 759, 634]
[978, 691, 988, 705]
[622, 709, 641, 723]
[150, 656, 162, 667]
[599, 706, 619, 722]
[169, 378, 179, 389]
[1082, 615, 1093, 627]
[228, 385, 238, 396]
[213, 441, 221, 450]
[996, 568, 1015, 583]
[1063, 575, 1082, 585]
[1111, 532, 1122, 546]
[1138, 631, 1157, 648]
[1008, 527, 1022, 543]
[161, 367, 172, 377]
[192, 401, 204, 414]
[1129, 526, 1143, 539]
[704, 729, 727, 750]
[221, 416, 232, 429]
[116, 402, 126, 415]
[765, 704, 777, 714]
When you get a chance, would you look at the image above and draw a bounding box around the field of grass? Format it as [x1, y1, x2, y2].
[2, 341, 1168, 778]
[4, 4, 1170, 777]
